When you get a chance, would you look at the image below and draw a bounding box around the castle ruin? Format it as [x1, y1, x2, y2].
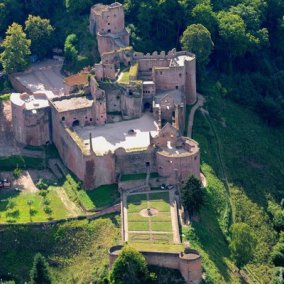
[10, 2, 200, 190]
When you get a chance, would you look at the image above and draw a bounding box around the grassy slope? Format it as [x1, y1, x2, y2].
[0, 188, 73, 223]
[188, 92, 283, 283]
[0, 216, 121, 283]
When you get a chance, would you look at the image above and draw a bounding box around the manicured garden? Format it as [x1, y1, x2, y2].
[127, 191, 173, 244]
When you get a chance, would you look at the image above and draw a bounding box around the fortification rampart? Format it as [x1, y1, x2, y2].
[109, 245, 202, 284]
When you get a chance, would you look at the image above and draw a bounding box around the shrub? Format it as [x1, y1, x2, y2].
[13, 166, 21, 179]
[44, 206, 52, 215]
[36, 178, 48, 190]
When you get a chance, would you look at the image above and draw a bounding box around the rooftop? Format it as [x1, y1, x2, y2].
[64, 73, 89, 86]
[155, 90, 183, 104]
[10, 93, 49, 111]
[12, 59, 64, 98]
[51, 95, 94, 112]
[74, 113, 159, 155]
[170, 55, 194, 67]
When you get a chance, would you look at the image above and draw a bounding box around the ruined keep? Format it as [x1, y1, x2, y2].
[11, 1, 200, 190]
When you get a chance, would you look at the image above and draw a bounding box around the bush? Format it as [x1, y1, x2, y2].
[36, 178, 48, 190]
[44, 206, 52, 215]
[13, 166, 21, 179]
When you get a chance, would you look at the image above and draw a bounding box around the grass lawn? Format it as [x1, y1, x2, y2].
[117, 68, 130, 84]
[0, 156, 44, 171]
[0, 93, 11, 101]
[0, 187, 71, 223]
[130, 242, 184, 252]
[127, 191, 173, 244]
[121, 172, 159, 181]
[151, 221, 172, 232]
[128, 233, 174, 244]
[78, 184, 119, 210]
[62, 174, 119, 210]
[128, 221, 149, 231]
[149, 200, 171, 212]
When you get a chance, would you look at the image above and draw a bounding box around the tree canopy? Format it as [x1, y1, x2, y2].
[181, 24, 214, 71]
[25, 15, 54, 59]
[0, 23, 31, 74]
[30, 253, 52, 284]
[229, 223, 257, 267]
[181, 175, 204, 216]
[110, 246, 151, 284]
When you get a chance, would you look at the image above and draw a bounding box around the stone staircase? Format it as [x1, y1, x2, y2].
[48, 159, 67, 179]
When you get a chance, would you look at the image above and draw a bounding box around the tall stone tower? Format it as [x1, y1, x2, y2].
[184, 55, 197, 105]
[89, 2, 130, 56]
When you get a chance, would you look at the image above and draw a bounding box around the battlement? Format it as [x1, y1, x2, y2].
[91, 2, 122, 16]
[133, 49, 195, 61]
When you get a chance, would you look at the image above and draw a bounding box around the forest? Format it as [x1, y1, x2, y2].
[0, 0, 284, 126]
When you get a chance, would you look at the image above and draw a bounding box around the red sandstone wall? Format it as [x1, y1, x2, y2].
[184, 59, 197, 105]
[154, 66, 185, 91]
[156, 151, 200, 182]
[95, 101, 107, 125]
[95, 6, 125, 34]
[138, 58, 169, 73]
[54, 107, 95, 128]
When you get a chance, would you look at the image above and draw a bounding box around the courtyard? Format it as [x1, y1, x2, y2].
[75, 113, 159, 155]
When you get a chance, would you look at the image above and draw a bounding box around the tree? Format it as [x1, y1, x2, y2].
[110, 246, 151, 284]
[30, 253, 52, 284]
[181, 175, 203, 216]
[64, 34, 78, 70]
[180, 24, 214, 73]
[65, 0, 92, 14]
[191, 3, 218, 36]
[271, 232, 284, 266]
[0, 23, 31, 74]
[217, 11, 249, 66]
[25, 15, 54, 59]
[0, 0, 25, 36]
[229, 223, 257, 268]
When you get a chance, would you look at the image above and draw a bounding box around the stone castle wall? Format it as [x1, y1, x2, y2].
[11, 94, 51, 146]
[115, 147, 156, 175]
[109, 245, 202, 284]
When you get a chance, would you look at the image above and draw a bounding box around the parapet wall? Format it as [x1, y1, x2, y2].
[133, 49, 194, 61]
[109, 245, 202, 284]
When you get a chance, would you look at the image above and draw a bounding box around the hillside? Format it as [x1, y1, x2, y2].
[186, 84, 284, 283]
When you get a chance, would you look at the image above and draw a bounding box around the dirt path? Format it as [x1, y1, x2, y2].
[187, 94, 205, 138]
[56, 187, 83, 217]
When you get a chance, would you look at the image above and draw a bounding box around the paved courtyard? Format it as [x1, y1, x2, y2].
[12, 59, 64, 97]
[75, 113, 159, 155]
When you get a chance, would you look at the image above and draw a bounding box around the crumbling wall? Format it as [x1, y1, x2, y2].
[121, 94, 142, 118]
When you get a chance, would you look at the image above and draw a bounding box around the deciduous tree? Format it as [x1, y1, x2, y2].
[25, 15, 54, 59]
[110, 246, 151, 284]
[0, 23, 31, 74]
[229, 223, 257, 267]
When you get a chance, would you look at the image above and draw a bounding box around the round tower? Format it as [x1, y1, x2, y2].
[184, 54, 197, 105]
